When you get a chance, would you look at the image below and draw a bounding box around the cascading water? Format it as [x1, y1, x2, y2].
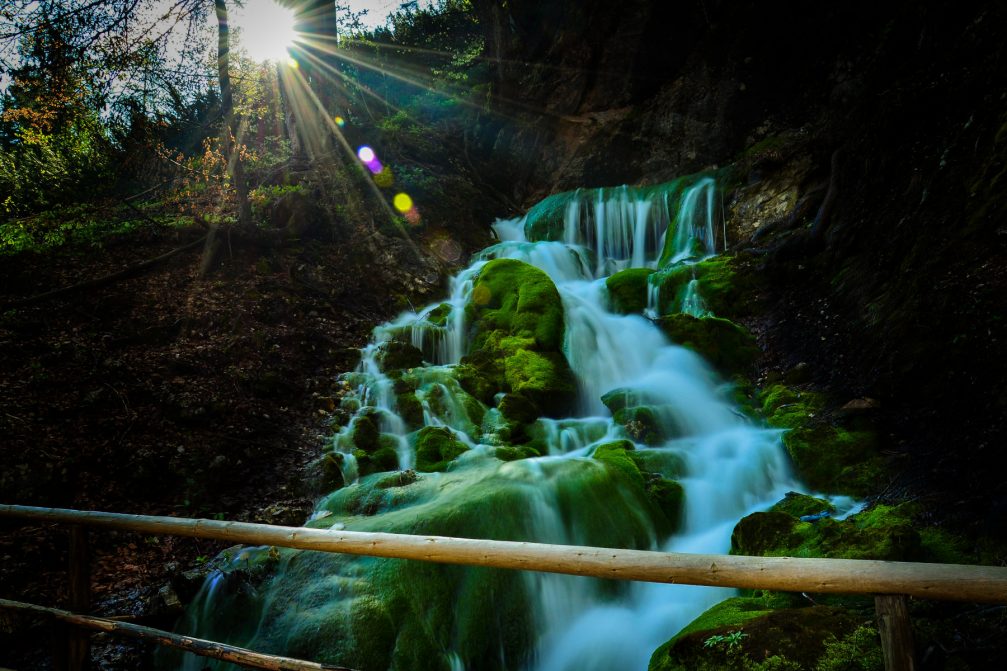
[171, 174, 808, 671]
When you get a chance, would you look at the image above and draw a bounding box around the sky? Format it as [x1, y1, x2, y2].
[231, 1, 422, 61]
[0, 1, 422, 94]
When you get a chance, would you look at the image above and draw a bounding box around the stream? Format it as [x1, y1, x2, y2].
[174, 175, 814, 671]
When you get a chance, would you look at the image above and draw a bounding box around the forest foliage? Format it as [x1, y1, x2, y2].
[0, 0, 491, 253]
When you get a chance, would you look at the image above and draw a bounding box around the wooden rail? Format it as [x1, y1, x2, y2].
[0, 599, 353, 671]
[5, 503, 1007, 671]
[3, 504, 1007, 602]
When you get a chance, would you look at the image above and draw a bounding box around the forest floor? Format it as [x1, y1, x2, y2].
[0, 211, 445, 668]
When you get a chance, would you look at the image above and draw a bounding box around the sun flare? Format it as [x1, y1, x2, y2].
[233, 0, 299, 63]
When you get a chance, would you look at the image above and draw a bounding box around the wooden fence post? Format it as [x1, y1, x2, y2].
[876, 595, 915, 671]
[67, 526, 90, 671]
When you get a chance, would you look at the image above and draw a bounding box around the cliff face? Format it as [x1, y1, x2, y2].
[475, 0, 1007, 522]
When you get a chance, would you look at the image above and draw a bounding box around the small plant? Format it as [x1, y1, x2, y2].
[703, 630, 748, 653]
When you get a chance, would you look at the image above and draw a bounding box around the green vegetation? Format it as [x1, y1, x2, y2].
[414, 426, 469, 472]
[652, 255, 762, 319]
[657, 314, 761, 377]
[758, 384, 886, 496]
[606, 268, 656, 314]
[188, 456, 677, 671]
[375, 341, 425, 372]
[462, 259, 576, 420]
[730, 506, 921, 561]
[648, 592, 872, 671]
[523, 190, 582, 241]
[768, 491, 835, 518]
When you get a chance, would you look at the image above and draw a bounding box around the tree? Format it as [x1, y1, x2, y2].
[214, 0, 251, 228]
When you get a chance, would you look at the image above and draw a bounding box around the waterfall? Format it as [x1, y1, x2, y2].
[171, 175, 800, 671]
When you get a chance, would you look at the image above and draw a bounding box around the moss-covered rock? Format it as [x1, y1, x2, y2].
[731, 504, 921, 561]
[375, 340, 424, 371]
[523, 190, 581, 241]
[395, 392, 425, 431]
[769, 491, 835, 518]
[657, 314, 761, 377]
[462, 259, 576, 418]
[593, 441, 645, 488]
[494, 444, 542, 462]
[183, 458, 676, 671]
[498, 392, 539, 425]
[758, 384, 886, 496]
[350, 412, 381, 453]
[454, 363, 496, 405]
[645, 475, 685, 527]
[600, 387, 656, 415]
[613, 406, 668, 445]
[652, 255, 763, 319]
[606, 268, 656, 314]
[426, 302, 452, 326]
[354, 446, 399, 478]
[592, 441, 684, 529]
[649, 597, 867, 671]
[414, 426, 469, 473]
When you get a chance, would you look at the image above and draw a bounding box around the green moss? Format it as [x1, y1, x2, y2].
[498, 392, 538, 425]
[731, 504, 922, 561]
[426, 302, 452, 326]
[355, 449, 399, 478]
[814, 624, 884, 671]
[351, 413, 381, 453]
[523, 190, 582, 241]
[494, 444, 542, 461]
[414, 426, 470, 473]
[375, 340, 424, 371]
[646, 476, 684, 527]
[613, 406, 667, 445]
[657, 314, 761, 377]
[649, 600, 863, 671]
[592, 441, 683, 529]
[592, 441, 645, 488]
[769, 492, 836, 518]
[396, 392, 425, 431]
[606, 268, 656, 314]
[758, 384, 885, 496]
[463, 259, 575, 418]
[652, 255, 763, 319]
[454, 364, 496, 405]
[670, 597, 776, 642]
[601, 387, 656, 415]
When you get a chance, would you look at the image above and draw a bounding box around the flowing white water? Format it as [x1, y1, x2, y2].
[345, 178, 794, 669]
[176, 177, 804, 671]
[480, 185, 795, 670]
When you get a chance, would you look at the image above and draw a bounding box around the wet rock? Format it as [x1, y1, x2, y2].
[605, 268, 656, 314]
[462, 259, 576, 418]
[375, 341, 424, 372]
[414, 426, 469, 473]
[783, 361, 811, 384]
[657, 314, 761, 377]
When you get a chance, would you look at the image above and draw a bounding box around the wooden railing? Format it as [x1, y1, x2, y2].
[3, 504, 1006, 671]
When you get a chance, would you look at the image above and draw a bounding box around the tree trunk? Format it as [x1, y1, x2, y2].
[215, 0, 252, 229]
